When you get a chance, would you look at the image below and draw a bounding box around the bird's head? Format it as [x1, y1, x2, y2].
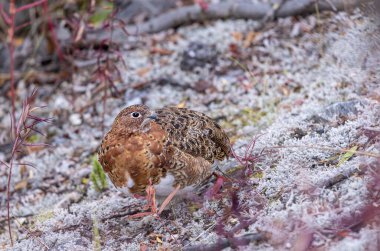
[113, 104, 157, 132]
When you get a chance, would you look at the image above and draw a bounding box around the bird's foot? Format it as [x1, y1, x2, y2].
[129, 182, 159, 219]
[133, 194, 145, 199]
[128, 184, 181, 219]
[205, 173, 227, 198]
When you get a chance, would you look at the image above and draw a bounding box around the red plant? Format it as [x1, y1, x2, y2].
[0, 89, 51, 246]
[230, 134, 267, 177]
[92, 8, 128, 131]
[0, 0, 59, 134]
[206, 135, 269, 248]
[194, 0, 209, 11]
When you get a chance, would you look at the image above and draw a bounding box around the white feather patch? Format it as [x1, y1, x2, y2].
[154, 174, 195, 197]
[127, 177, 135, 188]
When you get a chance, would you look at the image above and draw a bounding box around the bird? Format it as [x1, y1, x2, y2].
[98, 104, 230, 217]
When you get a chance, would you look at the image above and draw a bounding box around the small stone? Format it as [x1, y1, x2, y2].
[323, 100, 364, 118]
[54, 95, 71, 110]
[69, 114, 82, 126]
[180, 42, 218, 71]
[83, 113, 92, 122]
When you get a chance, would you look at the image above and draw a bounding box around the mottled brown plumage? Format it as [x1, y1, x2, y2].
[98, 104, 230, 198]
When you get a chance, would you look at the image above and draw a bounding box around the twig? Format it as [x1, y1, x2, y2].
[271, 145, 380, 158]
[0, 213, 35, 224]
[184, 232, 269, 251]
[320, 167, 366, 188]
[86, 0, 360, 41]
[185, 223, 216, 246]
[255, 0, 288, 30]
[324, 0, 338, 11]
[14, 218, 49, 250]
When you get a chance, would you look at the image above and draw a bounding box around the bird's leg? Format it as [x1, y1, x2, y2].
[144, 180, 157, 212]
[213, 174, 226, 194]
[133, 194, 145, 199]
[129, 183, 180, 219]
[205, 171, 228, 198]
[157, 185, 180, 215]
[128, 180, 158, 219]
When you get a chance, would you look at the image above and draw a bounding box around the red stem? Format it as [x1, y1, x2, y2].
[9, 0, 16, 138]
[6, 0, 52, 246]
[0, 3, 11, 24]
[7, 9, 16, 245]
[42, 1, 64, 61]
[15, 0, 46, 13]
[6, 139, 18, 246]
[15, 20, 33, 31]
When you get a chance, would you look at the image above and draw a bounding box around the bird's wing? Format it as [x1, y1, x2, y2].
[153, 107, 230, 163]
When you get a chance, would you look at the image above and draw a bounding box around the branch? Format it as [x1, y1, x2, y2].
[184, 232, 269, 251]
[87, 0, 360, 41]
[320, 167, 366, 188]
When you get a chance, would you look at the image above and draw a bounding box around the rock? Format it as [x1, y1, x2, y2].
[323, 100, 364, 119]
[53, 95, 71, 110]
[290, 128, 307, 139]
[115, 0, 177, 23]
[180, 42, 218, 71]
[69, 113, 82, 126]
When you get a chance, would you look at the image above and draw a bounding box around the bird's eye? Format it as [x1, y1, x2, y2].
[131, 112, 140, 118]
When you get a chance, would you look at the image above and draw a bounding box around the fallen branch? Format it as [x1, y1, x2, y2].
[87, 0, 360, 41]
[184, 232, 269, 251]
[255, 0, 288, 31]
[320, 167, 366, 188]
[271, 145, 380, 158]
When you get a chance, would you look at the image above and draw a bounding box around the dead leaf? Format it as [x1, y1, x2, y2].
[14, 37, 24, 47]
[177, 101, 186, 108]
[156, 236, 163, 244]
[232, 32, 243, 42]
[167, 34, 182, 43]
[243, 31, 256, 48]
[136, 67, 151, 77]
[26, 145, 45, 154]
[279, 86, 290, 96]
[15, 179, 28, 191]
[19, 165, 28, 177]
[150, 47, 173, 55]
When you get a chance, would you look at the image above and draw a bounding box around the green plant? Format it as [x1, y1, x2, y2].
[337, 145, 358, 167]
[92, 214, 101, 251]
[90, 155, 108, 192]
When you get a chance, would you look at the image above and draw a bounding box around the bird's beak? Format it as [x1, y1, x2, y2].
[147, 113, 157, 120]
[141, 112, 158, 130]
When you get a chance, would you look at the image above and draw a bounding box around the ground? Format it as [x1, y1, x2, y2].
[0, 7, 379, 251]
